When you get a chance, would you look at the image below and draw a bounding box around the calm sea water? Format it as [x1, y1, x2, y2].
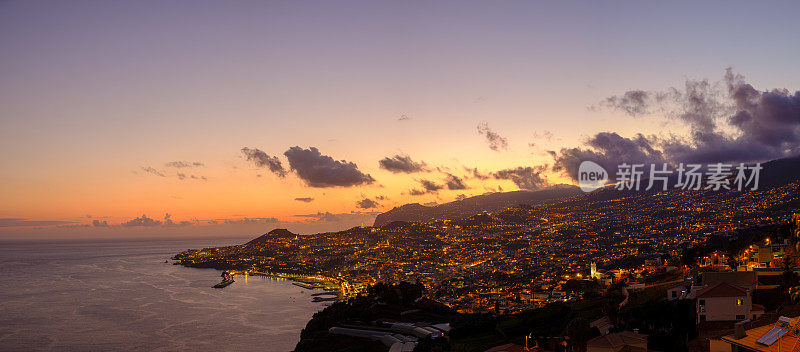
[0, 238, 325, 352]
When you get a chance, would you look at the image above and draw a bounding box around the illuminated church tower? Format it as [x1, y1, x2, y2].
[590, 262, 598, 279]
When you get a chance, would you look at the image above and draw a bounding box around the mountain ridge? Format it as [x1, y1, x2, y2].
[373, 184, 582, 226]
[372, 155, 800, 227]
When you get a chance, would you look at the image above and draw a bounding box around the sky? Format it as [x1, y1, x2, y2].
[1, 0, 800, 239]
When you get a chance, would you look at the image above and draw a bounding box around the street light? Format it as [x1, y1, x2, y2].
[525, 333, 533, 351]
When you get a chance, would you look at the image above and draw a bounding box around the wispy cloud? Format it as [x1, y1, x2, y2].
[141, 166, 166, 177]
[165, 161, 204, 168]
[477, 122, 508, 151]
[242, 147, 287, 177]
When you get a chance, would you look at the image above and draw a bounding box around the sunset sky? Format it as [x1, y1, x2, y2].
[2, 1, 800, 239]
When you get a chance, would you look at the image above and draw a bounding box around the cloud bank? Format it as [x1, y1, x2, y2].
[555, 68, 800, 180]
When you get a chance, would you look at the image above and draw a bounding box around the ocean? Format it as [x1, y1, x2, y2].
[0, 238, 325, 352]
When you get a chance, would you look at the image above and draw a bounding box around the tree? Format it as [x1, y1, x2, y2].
[791, 286, 800, 303]
[565, 318, 594, 352]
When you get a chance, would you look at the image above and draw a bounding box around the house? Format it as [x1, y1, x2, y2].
[700, 251, 729, 269]
[590, 316, 614, 335]
[701, 271, 757, 291]
[532, 291, 549, 302]
[644, 257, 663, 268]
[586, 331, 647, 352]
[667, 282, 689, 301]
[742, 245, 774, 269]
[688, 270, 757, 298]
[696, 282, 763, 323]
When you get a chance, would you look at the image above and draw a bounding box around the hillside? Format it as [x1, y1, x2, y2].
[245, 228, 297, 246]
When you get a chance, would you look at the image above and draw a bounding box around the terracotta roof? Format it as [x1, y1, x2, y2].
[702, 271, 756, 289]
[591, 316, 614, 330]
[587, 331, 647, 349]
[697, 282, 747, 298]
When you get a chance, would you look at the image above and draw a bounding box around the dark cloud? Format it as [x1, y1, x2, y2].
[92, 220, 109, 227]
[379, 154, 428, 173]
[597, 90, 654, 116]
[141, 166, 166, 177]
[121, 214, 161, 227]
[596, 80, 726, 135]
[117, 213, 191, 228]
[242, 147, 287, 177]
[477, 122, 508, 151]
[559, 69, 800, 180]
[492, 166, 549, 191]
[465, 167, 490, 180]
[284, 146, 374, 187]
[163, 213, 193, 227]
[553, 132, 665, 180]
[356, 198, 379, 209]
[409, 179, 443, 196]
[177, 173, 206, 181]
[420, 179, 443, 192]
[444, 173, 468, 190]
[165, 161, 204, 168]
[0, 218, 73, 227]
[294, 197, 314, 203]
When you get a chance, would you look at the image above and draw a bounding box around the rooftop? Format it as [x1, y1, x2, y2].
[586, 331, 647, 351]
[697, 282, 747, 298]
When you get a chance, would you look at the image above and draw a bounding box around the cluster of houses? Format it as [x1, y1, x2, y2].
[666, 238, 793, 326]
[667, 271, 765, 323]
[482, 215, 800, 352]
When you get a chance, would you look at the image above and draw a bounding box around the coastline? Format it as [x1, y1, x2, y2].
[174, 260, 346, 302]
[234, 271, 344, 301]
